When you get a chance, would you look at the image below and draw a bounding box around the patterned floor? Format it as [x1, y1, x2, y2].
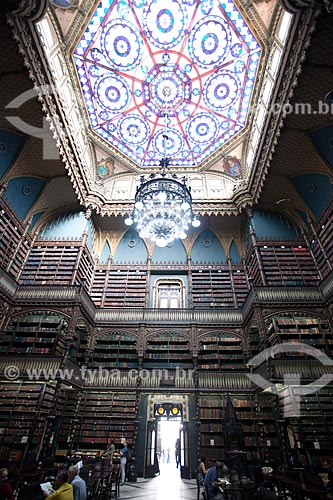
[119, 463, 198, 500]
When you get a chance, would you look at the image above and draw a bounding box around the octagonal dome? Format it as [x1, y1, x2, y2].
[73, 0, 261, 169]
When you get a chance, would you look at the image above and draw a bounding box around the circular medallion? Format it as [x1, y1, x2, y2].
[22, 186, 32, 196]
[95, 74, 131, 112]
[118, 114, 150, 145]
[101, 19, 143, 71]
[186, 113, 219, 144]
[143, 0, 187, 49]
[188, 16, 231, 69]
[203, 70, 240, 111]
[153, 128, 183, 157]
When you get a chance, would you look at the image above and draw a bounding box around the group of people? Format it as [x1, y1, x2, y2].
[0, 466, 86, 500]
[198, 458, 229, 500]
[0, 438, 132, 500]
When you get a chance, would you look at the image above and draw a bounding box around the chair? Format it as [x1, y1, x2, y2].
[109, 467, 121, 498]
[203, 483, 209, 500]
[197, 471, 206, 500]
[17, 481, 44, 500]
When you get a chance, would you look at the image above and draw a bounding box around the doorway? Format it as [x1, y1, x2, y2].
[157, 417, 182, 467]
[145, 413, 191, 478]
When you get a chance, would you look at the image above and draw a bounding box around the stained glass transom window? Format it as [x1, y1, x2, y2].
[74, 0, 261, 168]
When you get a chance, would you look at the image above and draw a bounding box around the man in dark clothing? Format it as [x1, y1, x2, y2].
[205, 461, 227, 500]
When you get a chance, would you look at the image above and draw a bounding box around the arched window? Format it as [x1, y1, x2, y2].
[154, 280, 184, 308]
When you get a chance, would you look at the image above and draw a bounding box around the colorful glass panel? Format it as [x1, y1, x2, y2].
[74, 0, 261, 168]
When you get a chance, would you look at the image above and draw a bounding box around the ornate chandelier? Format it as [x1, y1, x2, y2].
[125, 131, 200, 247]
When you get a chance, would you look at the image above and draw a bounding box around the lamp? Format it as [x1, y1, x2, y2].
[125, 115, 200, 247]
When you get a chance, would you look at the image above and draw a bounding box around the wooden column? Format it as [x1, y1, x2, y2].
[71, 209, 91, 285]
[300, 227, 323, 280]
[145, 256, 152, 308]
[100, 255, 112, 307]
[307, 213, 332, 271]
[227, 254, 238, 308]
[247, 209, 267, 286]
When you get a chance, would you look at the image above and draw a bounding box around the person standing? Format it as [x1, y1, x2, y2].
[175, 439, 181, 469]
[68, 466, 87, 500]
[106, 439, 115, 468]
[120, 439, 128, 485]
[0, 468, 14, 500]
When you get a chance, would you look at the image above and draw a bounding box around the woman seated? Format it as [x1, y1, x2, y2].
[0, 468, 14, 500]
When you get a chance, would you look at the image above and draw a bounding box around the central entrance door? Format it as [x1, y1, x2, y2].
[145, 402, 190, 479]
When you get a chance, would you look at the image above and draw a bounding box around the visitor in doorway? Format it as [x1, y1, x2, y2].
[166, 447, 171, 463]
[161, 447, 165, 463]
[120, 439, 128, 485]
[175, 438, 181, 468]
[68, 466, 87, 500]
[205, 461, 228, 500]
[43, 470, 73, 500]
[0, 468, 14, 500]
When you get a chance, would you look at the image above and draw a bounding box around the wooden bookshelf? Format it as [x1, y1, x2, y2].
[254, 393, 280, 463]
[259, 243, 319, 286]
[76, 247, 95, 290]
[90, 266, 107, 307]
[103, 269, 147, 308]
[0, 381, 55, 461]
[231, 267, 249, 307]
[198, 395, 224, 461]
[92, 332, 138, 369]
[143, 332, 193, 369]
[247, 325, 261, 357]
[0, 311, 68, 355]
[56, 386, 81, 456]
[197, 333, 245, 370]
[191, 268, 235, 309]
[245, 251, 261, 285]
[75, 318, 90, 366]
[280, 385, 333, 466]
[313, 204, 333, 278]
[265, 313, 331, 356]
[0, 203, 29, 279]
[75, 391, 137, 453]
[20, 242, 80, 285]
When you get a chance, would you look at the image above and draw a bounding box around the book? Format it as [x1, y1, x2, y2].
[40, 482, 54, 495]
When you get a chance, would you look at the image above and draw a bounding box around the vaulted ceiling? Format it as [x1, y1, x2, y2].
[0, 0, 332, 248]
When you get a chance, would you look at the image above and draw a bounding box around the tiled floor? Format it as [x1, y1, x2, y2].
[119, 463, 198, 500]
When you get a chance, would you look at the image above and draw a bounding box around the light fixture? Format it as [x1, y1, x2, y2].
[125, 113, 200, 247]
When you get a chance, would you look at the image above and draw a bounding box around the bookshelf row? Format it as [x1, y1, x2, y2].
[265, 312, 331, 356]
[56, 389, 138, 454]
[198, 393, 280, 463]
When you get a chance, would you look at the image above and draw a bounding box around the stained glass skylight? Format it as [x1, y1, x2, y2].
[74, 0, 261, 169]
